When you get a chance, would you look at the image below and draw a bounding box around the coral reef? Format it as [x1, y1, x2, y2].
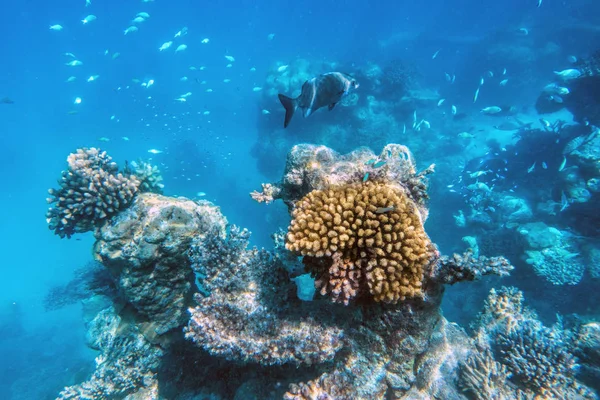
[124, 159, 164, 194]
[47, 144, 522, 400]
[465, 287, 598, 399]
[46, 148, 140, 238]
[94, 193, 227, 335]
[286, 181, 434, 304]
[57, 306, 163, 399]
[185, 225, 344, 365]
[253, 143, 433, 218]
[433, 251, 513, 285]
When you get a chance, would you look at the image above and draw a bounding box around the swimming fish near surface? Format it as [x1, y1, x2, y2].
[277, 72, 359, 128]
[1, 97, 14, 104]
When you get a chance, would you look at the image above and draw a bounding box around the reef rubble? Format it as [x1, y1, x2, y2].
[47, 145, 597, 399]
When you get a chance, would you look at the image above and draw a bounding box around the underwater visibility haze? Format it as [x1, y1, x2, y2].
[1, 0, 600, 398]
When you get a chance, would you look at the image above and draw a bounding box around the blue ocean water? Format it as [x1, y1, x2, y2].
[1, 0, 600, 398]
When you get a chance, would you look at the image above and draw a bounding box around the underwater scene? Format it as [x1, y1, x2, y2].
[2, 0, 600, 398]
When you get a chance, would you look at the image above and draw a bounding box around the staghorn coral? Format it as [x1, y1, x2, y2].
[459, 349, 514, 400]
[46, 148, 140, 238]
[94, 193, 227, 335]
[470, 287, 598, 399]
[185, 225, 344, 366]
[286, 181, 434, 305]
[496, 320, 590, 398]
[124, 159, 164, 194]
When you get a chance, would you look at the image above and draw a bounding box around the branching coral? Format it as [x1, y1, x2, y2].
[250, 183, 282, 204]
[46, 148, 140, 238]
[432, 251, 514, 285]
[124, 159, 164, 194]
[286, 181, 434, 305]
[470, 287, 598, 400]
[496, 320, 584, 398]
[185, 225, 344, 365]
[459, 349, 513, 400]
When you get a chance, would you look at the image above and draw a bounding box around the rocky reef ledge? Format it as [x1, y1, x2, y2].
[47, 145, 596, 399]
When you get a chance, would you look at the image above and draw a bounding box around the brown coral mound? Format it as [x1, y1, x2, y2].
[46, 148, 140, 238]
[286, 181, 433, 305]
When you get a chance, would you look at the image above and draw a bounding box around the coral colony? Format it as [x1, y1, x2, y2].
[44, 142, 597, 399]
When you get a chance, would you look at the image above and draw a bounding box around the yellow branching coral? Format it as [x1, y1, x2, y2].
[286, 181, 433, 305]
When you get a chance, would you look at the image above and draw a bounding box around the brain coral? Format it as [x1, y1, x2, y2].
[286, 181, 433, 305]
[46, 148, 140, 238]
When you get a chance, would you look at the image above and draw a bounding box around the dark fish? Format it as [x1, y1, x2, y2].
[1, 97, 14, 104]
[278, 72, 359, 128]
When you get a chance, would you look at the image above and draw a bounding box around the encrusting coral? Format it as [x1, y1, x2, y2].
[185, 225, 344, 365]
[46, 148, 140, 238]
[286, 181, 433, 304]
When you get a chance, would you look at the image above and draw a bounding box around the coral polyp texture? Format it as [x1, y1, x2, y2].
[286, 181, 433, 304]
[46, 148, 140, 238]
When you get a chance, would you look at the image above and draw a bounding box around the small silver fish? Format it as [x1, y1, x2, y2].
[481, 106, 502, 114]
[560, 191, 569, 212]
[527, 161, 536, 173]
[558, 157, 567, 171]
[375, 206, 395, 214]
[554, 69, 582, 80]
[542, 161, 548, 169]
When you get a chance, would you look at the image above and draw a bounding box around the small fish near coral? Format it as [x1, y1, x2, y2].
[277, 72, 359, 128]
